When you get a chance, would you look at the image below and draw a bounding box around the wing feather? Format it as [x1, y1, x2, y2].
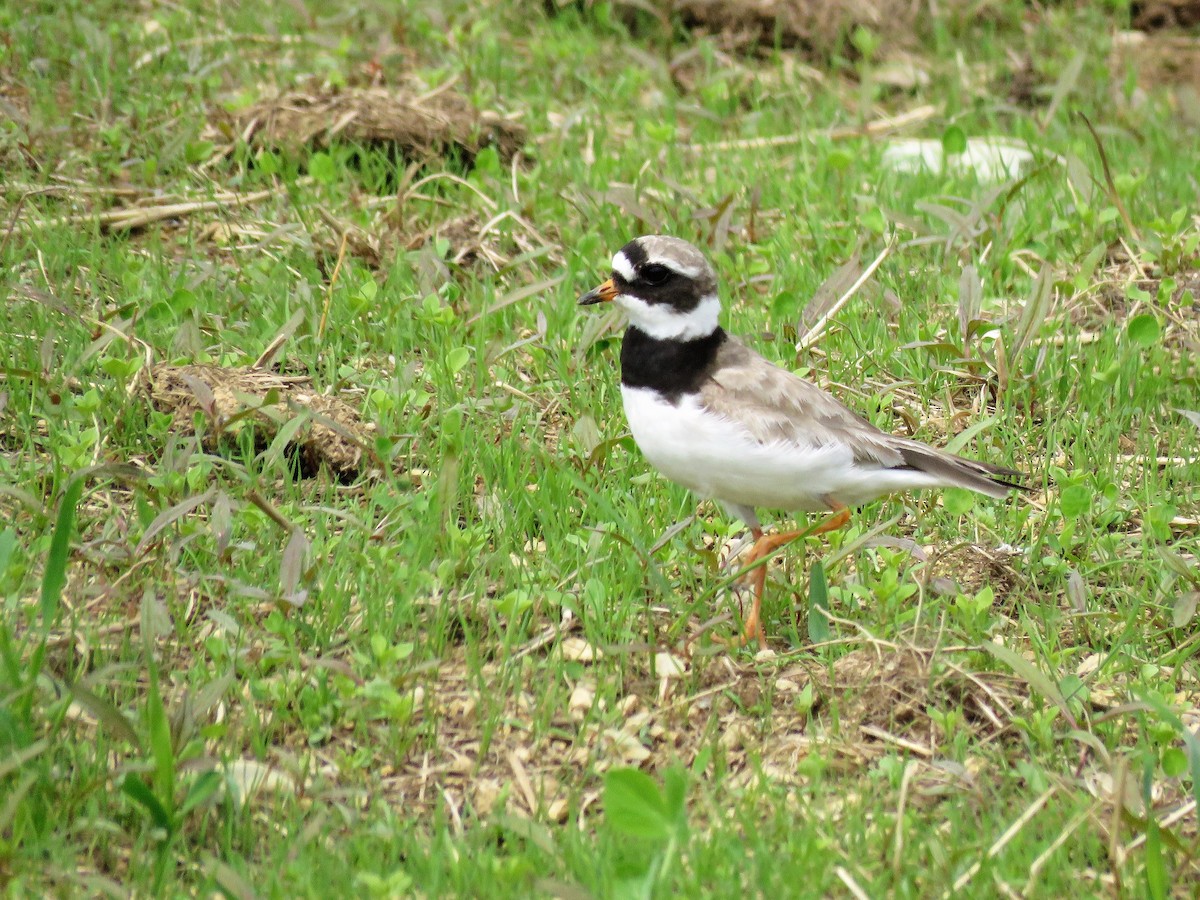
[699, 337, 899, 460]
[697, 336, 1028, 497]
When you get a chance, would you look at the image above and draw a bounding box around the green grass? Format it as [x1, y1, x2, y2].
[3, 0, 1200, 895]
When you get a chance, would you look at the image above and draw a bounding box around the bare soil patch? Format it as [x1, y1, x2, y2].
[925, 542, 1027, 603]
[1112, 30, 1200, 91]
[1132, 0, 1200, 31]
[675, 0, 922, 58]
[800, 646, 1018, 754]
[146, 364, 376, 480]
[378, 639, 1021, 824]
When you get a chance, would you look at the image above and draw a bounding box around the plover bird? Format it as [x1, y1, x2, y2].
[578, 235, 1028, 647]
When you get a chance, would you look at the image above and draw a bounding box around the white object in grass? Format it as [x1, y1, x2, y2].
[882, 137, 1039, 181]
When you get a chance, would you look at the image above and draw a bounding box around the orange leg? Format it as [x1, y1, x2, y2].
[730, 501, 850, 649]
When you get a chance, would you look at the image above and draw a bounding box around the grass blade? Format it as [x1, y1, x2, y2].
[40, 473, 84, 629]
[144, 661, 175, 817]
[120, 775, 173, 834]
[983, 641, 1076, 728]
[279, 527, 309, 596]
[0, 738, 50, 780]
[134, 487, 216, 557]
[67, 682, 142, 749]
[1143, 815, 1167, 900]
[1008, 262, 1054, 368]
[808, 561, 831, 643]
[179, 770, 223, 817]
[0, 527, 15, 579]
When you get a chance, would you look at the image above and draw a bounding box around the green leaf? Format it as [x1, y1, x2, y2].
[603, 768, 671, 842]
[1059, 484, 1092, 519]
[494, 589, 533, 618]
[1157, 277, 1177, 303]
[1058, 674, 1087, 711]
[1124, 282, 1152, 303]
[1173, 591, 1199, 628]
[75, 388, 101, 414]
[942, 488, 975, 516]
[1132, 687, 1200, 812]
[827, 148, 853, 171]
[1162, 747, 1189, 778]
[446, 347, 471, 375]
[794, 682, 816, 717]
[808, 561, 831, 643]
[256, 149, 280, 175]
[121, 775, 173, 833]
[99, 356, 142, 379]
[1077, 242, 1107, 278]
[644, 121, 675, 143]
[67, 682, 141, 748]
[983, 641, 1076, 726]
[0, 528, 15, 578]
[662, 766, 687, 827]
[41, 474, 85, 629]
[1126, 313, 1161, 348]
[179, 770, 223, 817]
[1144, 815, 1167, 900]
[612, 871, 656, 900]
[169, 288, 197, 313]
[850, 25, 880, 60]
[860, 206, 887, 234]
[356, 278, 379, 304]
[184, 140, 214, 165]
[471, 145, 501, 177]
[258, 411, 311, 471]
[145, 664, 175, 808]
[308, 152, 336, 184]
[942, 125, 967, 155]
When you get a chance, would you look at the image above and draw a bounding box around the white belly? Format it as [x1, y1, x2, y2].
[620, 386, 936, 513]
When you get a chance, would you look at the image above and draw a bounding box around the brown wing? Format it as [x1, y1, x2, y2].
[698, 336, 905, 465]
[698, 336, 1028, 497]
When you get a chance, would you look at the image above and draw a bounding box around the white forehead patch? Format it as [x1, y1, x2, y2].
[611, 251, 636, 283]
[615, 292, 721, 342]
[644, 252, 704, 281]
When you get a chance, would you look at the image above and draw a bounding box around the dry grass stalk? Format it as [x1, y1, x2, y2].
[18, 187, 278, 234]
[796, 237, 896, 353]
[686, 104, 937, 153]
[945, 786, 1058, 896]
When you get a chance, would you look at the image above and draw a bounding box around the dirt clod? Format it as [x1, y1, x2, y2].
[676, 0, 921, 58]
[146, 364, 375, 480]
[1132, 0, 1200, 31]
[231, 86, 525, 163]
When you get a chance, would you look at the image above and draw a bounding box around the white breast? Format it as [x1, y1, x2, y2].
[620, 386, 944, 514]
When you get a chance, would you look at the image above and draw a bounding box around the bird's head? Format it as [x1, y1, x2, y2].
[578, 235, 721, 341]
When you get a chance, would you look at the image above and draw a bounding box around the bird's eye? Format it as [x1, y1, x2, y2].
[639, 263, 672, 286]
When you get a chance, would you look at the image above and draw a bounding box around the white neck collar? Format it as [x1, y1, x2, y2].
[615, 292, 721, 342]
